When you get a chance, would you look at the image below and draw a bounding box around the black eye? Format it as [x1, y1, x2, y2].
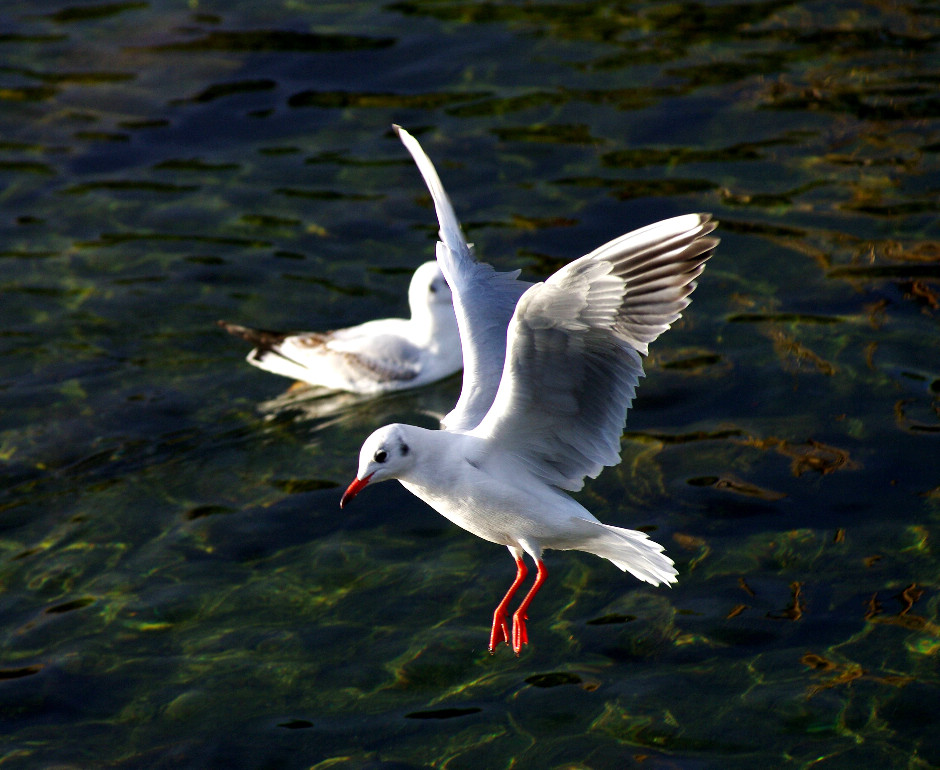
[400, 443, 409, 456]
[374, 449, 388, 464]
[428, 283, 438, 294]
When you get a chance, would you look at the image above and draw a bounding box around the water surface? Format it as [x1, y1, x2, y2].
[0, 0, 938, 767]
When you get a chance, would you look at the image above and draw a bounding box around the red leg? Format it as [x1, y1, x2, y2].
[511, 560, 547, 655]
[489, 556, 527, 653]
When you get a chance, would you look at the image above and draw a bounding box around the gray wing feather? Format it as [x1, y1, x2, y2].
[473, 214, 718, 491]
[395, 125, 531, 430]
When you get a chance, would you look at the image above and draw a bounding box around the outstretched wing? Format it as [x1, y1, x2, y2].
[472, 213, 718, 491]
[395, 125, 532, 431]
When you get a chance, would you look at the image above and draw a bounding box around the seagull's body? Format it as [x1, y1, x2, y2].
[341, 127, 719, 653]
[384, 426, 672, 580]
[220, 261, 462, 394]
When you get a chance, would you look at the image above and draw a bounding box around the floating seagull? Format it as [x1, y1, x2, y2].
[219, 260, 462, 394]
[341, 126, 718, 654]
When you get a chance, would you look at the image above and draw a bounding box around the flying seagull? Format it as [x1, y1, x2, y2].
[341, 126, 717, 653]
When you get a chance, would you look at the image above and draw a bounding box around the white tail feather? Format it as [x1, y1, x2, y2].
[573, 519, 678, 587]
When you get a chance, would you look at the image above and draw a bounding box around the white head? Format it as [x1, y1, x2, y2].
[408, 260, 453, 315]
[340, 423, 418, 508]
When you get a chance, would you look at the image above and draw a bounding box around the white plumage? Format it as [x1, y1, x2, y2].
[220, 261, 462, 394]
[341, 126, 718, 653]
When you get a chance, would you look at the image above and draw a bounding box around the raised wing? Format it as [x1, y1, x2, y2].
[394, 125, 531, 431]
[472, 214, 718, 491]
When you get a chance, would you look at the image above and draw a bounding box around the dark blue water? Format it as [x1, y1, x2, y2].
[0, 1, 937, 767]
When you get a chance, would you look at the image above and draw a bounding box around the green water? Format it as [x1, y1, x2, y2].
[0, 0, 937, 767]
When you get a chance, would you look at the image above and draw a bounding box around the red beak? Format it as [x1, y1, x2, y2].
[340, 473, 373, 508]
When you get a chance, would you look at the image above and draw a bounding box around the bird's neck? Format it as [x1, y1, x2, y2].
[408, 303, 459, 348]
